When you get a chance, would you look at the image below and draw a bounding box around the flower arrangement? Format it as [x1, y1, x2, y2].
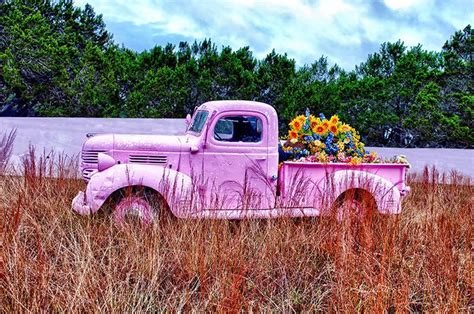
[281, 109, 408, 165]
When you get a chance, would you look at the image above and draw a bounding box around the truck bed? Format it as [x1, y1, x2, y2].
[278, 161, 409, 208]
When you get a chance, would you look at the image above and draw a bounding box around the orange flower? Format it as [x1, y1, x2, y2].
[329, 123, 339, 135]
[314, 124, 326, 135]
[330, 115, 339, 124]
[288, 130, 298, 139]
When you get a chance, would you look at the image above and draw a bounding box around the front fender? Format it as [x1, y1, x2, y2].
[321, 170, 402, 214]
[84, 164, 193, 217]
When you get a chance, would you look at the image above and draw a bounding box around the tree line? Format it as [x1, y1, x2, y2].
[1, 0, 472, 147]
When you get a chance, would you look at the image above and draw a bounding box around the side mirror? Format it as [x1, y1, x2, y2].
[185, 114, 192, 129]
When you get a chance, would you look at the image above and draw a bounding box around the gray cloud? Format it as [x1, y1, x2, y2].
[73, 0, 473, 69]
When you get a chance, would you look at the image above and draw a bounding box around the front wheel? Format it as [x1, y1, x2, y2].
[113, 196, 156, 225]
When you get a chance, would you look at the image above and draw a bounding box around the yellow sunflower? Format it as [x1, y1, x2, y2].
[329, 123, 339, 135]
[321, 120, 330, 131]
[288, 130, 298, 139]
[289, 118, 302, 132]
[330, 115, 339, 125]
[310, 116, 319, 130]
[296, 115, 306, 124]
[339, 123, 351, 133]
[314, 124, 326, 135]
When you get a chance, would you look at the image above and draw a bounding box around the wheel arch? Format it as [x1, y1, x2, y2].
[106, 185, 172, 214]
[322, 170, 402, 214]
[85, 164, 193, 218]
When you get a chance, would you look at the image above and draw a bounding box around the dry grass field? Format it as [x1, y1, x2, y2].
[0, 146, 472, 312]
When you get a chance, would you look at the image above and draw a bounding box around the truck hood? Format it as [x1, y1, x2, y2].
[114, 134, 183, 152]
[84, 133, 184, 152]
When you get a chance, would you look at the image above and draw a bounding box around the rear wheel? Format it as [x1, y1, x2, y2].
[334, 189, 376, 222]
[333, 189, 378, 250]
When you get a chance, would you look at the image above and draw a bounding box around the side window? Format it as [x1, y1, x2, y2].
[214, 116, 263, 143]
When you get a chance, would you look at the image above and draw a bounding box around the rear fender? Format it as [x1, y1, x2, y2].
[85, 164, 193, 217]
[321, 170, 402, 214]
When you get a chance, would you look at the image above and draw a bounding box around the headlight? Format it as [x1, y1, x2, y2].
[97, 153, 116, 171]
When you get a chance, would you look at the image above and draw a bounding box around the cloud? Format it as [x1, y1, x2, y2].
[383, 0, 429, 10]
[73, 0, 473, 69]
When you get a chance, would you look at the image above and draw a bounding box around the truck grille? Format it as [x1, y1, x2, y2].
[82, 168, 97, 181]
[81, 150, 106, 164]
[129, 154, 167, 164]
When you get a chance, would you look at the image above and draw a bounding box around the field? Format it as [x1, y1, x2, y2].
[0, 148, 473, 312]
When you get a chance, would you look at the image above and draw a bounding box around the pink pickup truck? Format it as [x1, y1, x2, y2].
[72, 100, 410, 223]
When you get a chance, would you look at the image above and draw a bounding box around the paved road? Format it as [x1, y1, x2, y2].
[1, 117, 473, 178]
[366, 146, 473, 179]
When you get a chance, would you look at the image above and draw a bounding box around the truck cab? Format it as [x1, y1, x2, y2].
[180, 101, 279, 210]
[72, 100, 409, 223]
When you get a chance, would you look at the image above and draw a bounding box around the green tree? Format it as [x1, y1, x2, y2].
[255, 50, 296, 131]
[0, 0, 472, 147]
[0, 0, 115, 116]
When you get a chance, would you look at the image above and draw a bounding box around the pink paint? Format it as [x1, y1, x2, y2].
[72, 100, 410, 220]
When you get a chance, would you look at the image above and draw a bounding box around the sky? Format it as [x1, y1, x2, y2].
[73, 0, 472, 69]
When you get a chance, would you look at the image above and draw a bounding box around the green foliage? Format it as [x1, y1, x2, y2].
[0, 0, 472, 147]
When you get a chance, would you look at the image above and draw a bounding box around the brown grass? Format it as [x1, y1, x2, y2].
[0, 151, 472, 312]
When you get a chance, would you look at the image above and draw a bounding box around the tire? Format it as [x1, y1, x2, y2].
[111, 187, 170, 226]
[334, 189, 376, 222]
[113, 196, 156, 225]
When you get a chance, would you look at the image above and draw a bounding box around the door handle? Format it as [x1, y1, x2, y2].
[254, 157, 267, 161]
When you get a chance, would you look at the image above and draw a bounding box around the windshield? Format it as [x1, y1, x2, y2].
[188, 110, 209, 134]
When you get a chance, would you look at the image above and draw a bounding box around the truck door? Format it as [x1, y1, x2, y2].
[203, 111, 272, 210]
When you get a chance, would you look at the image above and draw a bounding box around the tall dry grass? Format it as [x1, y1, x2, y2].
[0, 128, 16, 175]
[0, 148, 472, 312]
